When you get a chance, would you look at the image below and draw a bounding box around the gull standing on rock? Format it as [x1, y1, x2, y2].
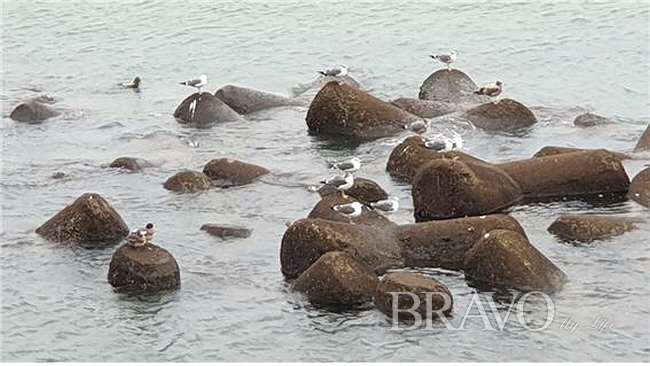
[118, 76, 141, 89]
[404, 120, 430, 134]
[329, 157, 361, 173]
[430, 50, 457, 70]
[332, 201, 364, 221]
[126, 228, 148, 247]
[318, 64, 349, 77]
[424, 132, 463, 152]
[474, 80, 503, 103]
[320, 172, 354, 198]
[180, 74, 208, 93]
[369, 197, 399, 215]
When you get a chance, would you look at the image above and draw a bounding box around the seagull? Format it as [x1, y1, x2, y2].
[332, 201, 364, 220]
[369, 197, 399, 215]
[424, 132, 463, 152]
[126, 228, 148, 247]
[474, 80, 503, 102]
[144, 223, 155, 241]
[118, 76, 141, 89]
[329, 157, 361, 173]
[430, 50, 457, 70]
[404, 120, 430, 134]
[320, 172, 354, 198]
[180, 74, 208, 93]
[318, 64, 349, 77]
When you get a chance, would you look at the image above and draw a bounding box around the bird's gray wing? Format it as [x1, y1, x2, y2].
[334, 161, 354, 170]
[182, 78, 202, 86]
[333, 204, 357, 214]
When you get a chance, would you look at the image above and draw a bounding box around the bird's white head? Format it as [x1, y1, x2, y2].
[200, 74, 208, 83]
[350, 157, 361, 163]
[340, 64, 349, 71]
[451, 50, 458, 56]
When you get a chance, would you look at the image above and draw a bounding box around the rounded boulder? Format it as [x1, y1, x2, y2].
[412, 159, 523, 221]
[202, 158, 269, 187]
[108, 243, 181, 294]
[306, 81, 422, 139]
[36, 192, 129, 245]
[215, 84, 306, 114]
[418, 69, 490, 104]
[10, 100, 60, 123]
[163, 170, 212, 192]
[548, 215, 644, 243]
[374, 272, 453, 321]
[629, 168, 650, 207]
[173, 92, 243, 125]
[461, 99, 537, 131]
[462, 229, 567, 294]
[573, 112, 611, 127]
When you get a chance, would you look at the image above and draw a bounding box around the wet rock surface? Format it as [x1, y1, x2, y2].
[290, 251, 378, 306]
[375, 272, 453, 320]
[498, 150, 630, 201]
[202, 158, 269, 187]
[215, 84, 306, 114]
[163, 170, 212, 192]
[107, 243, 181, 294]
[462, 229, 568, 294]
[390, 97, 458, 118]
[412, 159, 522, 221]
[173, 92, 243, 125]
[573, 112, 611, 127]
[399, 214, 527, 270]
[628, 168, 650, 207]
[634, 123, 650, 152]
[36, 192, 129, 244]
[201, 224, 252, 239]
[548, 215, 644, 243]
[306, 81, 422, 139]
[418, 69, 490, 104]
[109, 157, 153, 171]
[386, 135, 491, 183]
[462, 99, 537, 131]
[532, 146, 630, 161]
[10, 100, 60, 123]
[318, 177, 388, 204]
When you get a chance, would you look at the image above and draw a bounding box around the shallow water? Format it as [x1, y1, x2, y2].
[1, 0, 649, 362]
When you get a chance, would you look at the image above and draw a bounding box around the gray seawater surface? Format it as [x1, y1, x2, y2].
[2, 0, 649, 361]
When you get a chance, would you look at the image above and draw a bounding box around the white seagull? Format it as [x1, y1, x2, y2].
[144, 222, 155, 241]
[126, 228, 148, 247]
[318, 64, 349, 77]
[329, 157, 361, 173]
[404, 120, 430, 134]
[474, 80, 503, 102]
[369, 197, 399, 215]
[118, 76, 141, 89]
[320, 172, 354, 198]
[424, 132, 463, 152]
[430, 50, 457, 70]
[332, 201, 364, 220]
[180, 74, 208, 93]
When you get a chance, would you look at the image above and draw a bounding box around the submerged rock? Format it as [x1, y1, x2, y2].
[386, 135, 490, 183]
[418, 69, 489, 104]
[390, 97, 458, 118]
[532, 146, 630, 161]
[462, 229, 567, 294]
[634, 123, 650, 152]
[498, 150, 630, 202]
[202, 158, 269, 187]
[306, 81, 422, 139]
[291, 251, 378, 306]
[163, 170, 212, 192]
[628, 168, 650, 207]
[280, 218, 402, 279]
[375, 272, 453, 320]
[412, 159, 522, 221]
[109, 157, 153, 171]
[173, 92, 243, 125]
[461, 99, 537, 131]
[214, 84, 306, 114]
[107, 243, 181, 294]
[10, 100, 60, 123]
[548, 215, 644, 243]
[573, 112, 611, 127]
[36, 193, 129, 244]
[399, 214, 527, 270]
[201, 224, 252, 239]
